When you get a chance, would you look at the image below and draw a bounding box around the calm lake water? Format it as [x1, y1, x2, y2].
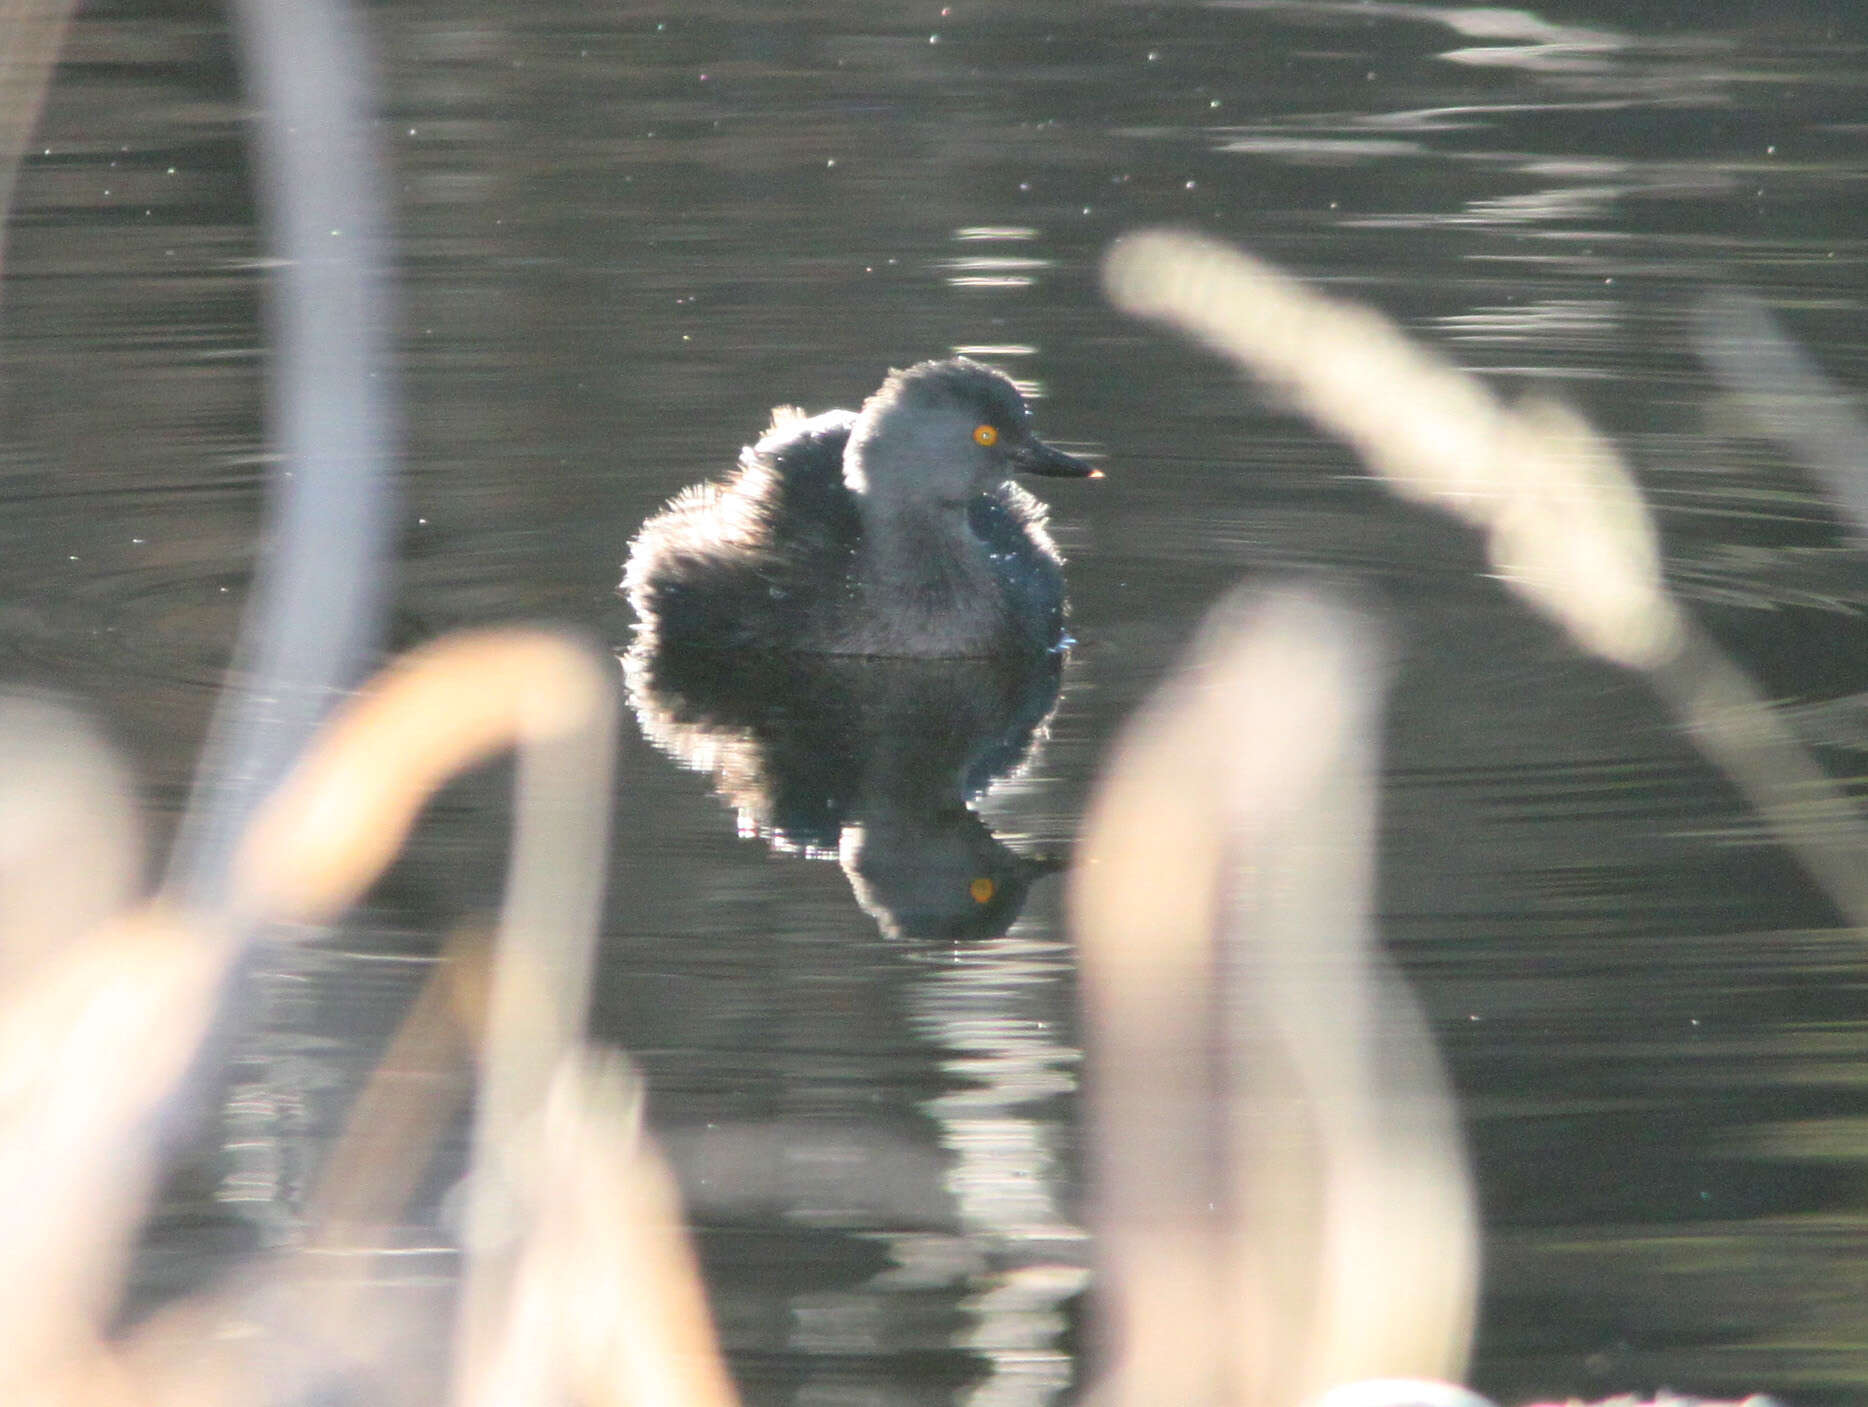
[6, 1, 1868, 1403]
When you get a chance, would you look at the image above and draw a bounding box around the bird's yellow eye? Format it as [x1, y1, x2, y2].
[972, 424, 999, 447]
[969, 876, 996, 904]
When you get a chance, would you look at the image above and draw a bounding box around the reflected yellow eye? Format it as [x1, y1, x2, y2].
[972, 424, 999, 447]
[969, 876, 996, 904]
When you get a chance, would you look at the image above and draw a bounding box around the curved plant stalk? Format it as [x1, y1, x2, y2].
[1071, 585, 1478, 1407]
[1105, 229, 1868, 932]
[167, 0, 398, 923]
[1694, 291, 1868, 543]
[0, 628, 739, 1404]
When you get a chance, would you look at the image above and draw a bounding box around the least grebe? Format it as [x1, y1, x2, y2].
[622, 358, 1099, 657]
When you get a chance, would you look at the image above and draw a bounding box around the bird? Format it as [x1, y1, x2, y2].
[621, 357, 1099, 658]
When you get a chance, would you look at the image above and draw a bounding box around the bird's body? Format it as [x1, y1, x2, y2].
[623, 359, 1097, 658]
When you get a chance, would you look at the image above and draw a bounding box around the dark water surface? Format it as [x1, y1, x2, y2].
[6, 1, 1868, 1403]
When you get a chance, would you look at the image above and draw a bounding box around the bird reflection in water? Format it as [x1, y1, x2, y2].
[619, 357, 1097, 937]
[624, 641, 1067, 939]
